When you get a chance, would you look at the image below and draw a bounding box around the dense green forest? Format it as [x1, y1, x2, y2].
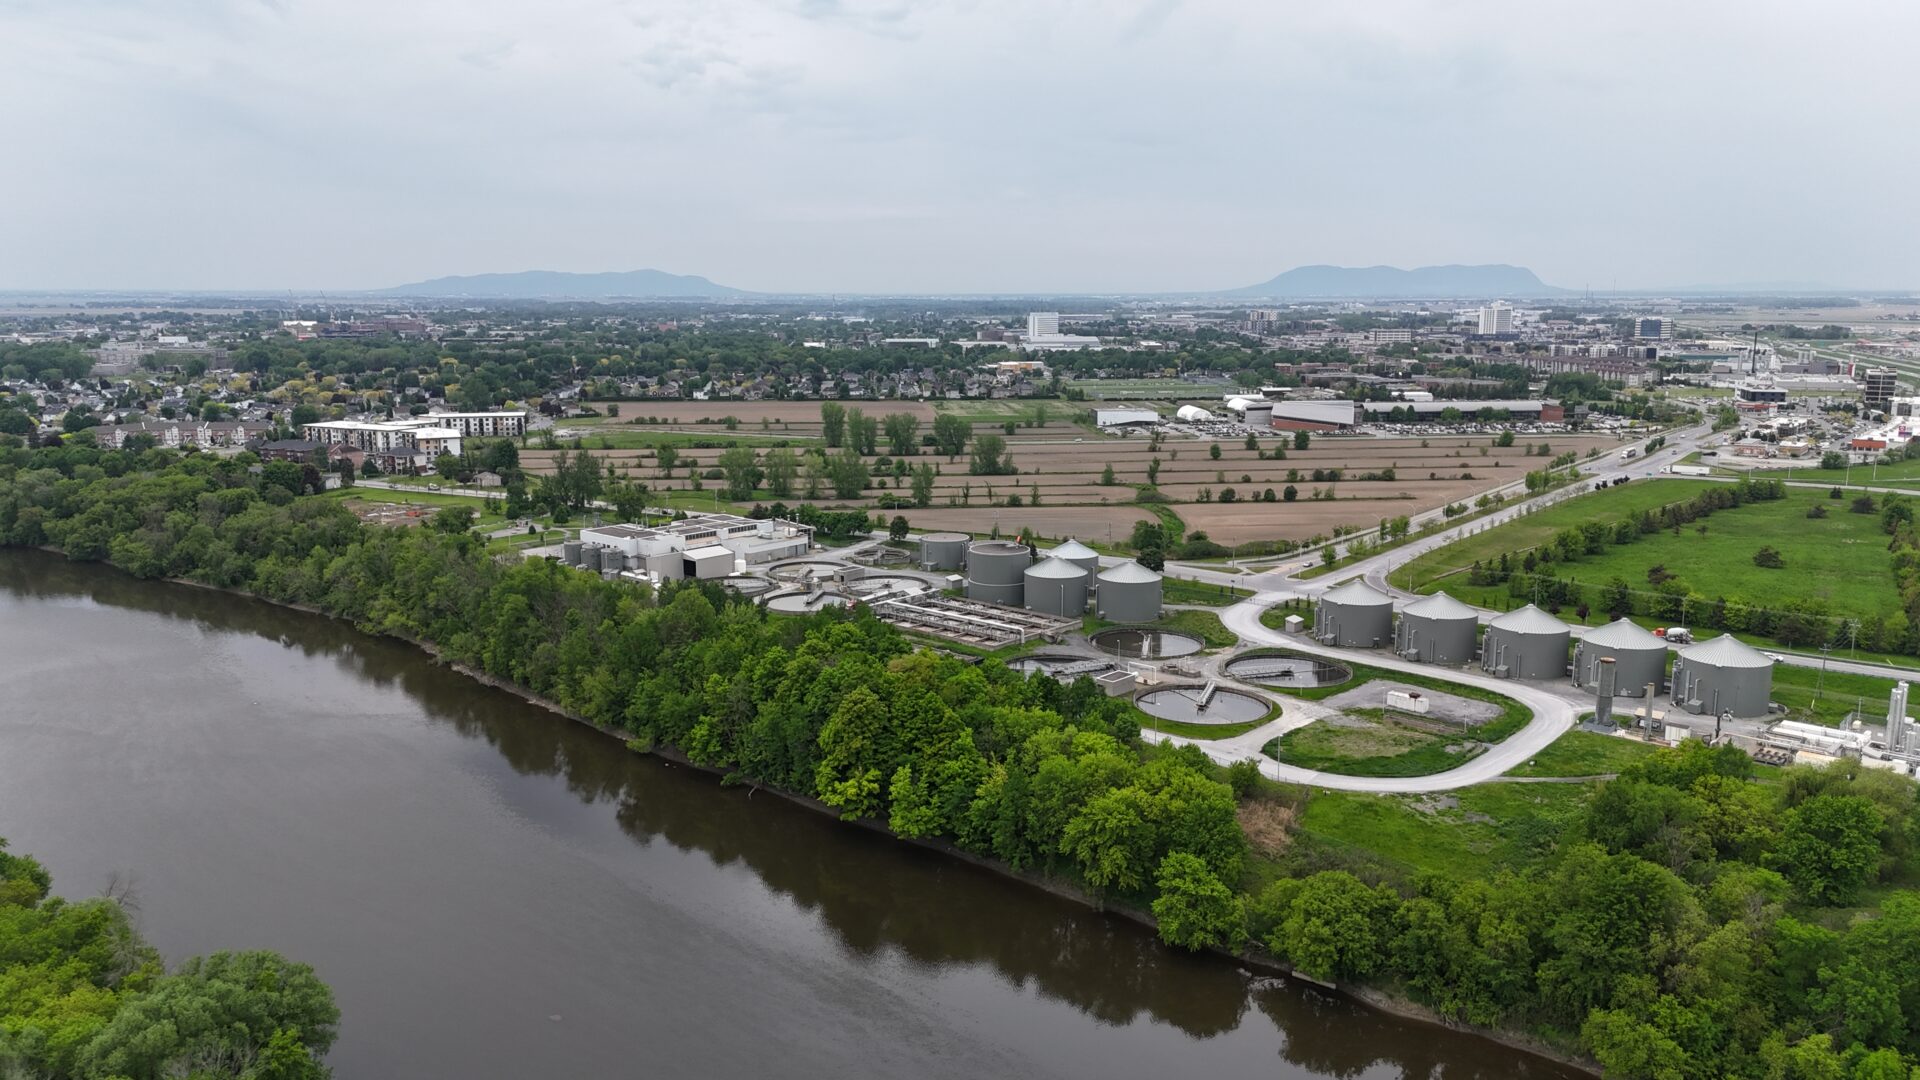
[0, 839, 338, 1078]
[7, 438, 1920, 1078]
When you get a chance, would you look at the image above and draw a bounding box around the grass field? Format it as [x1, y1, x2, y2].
[1260, 668, 1533, 777]
[1399, 481, 1904, 625]
[1295, 783, 1595, 878]
[1396, 479, 1713, 591]
[1161, 577, 1251, 606]
[1504, 730, 1661, 777]
[1770, 663, 1903, 727]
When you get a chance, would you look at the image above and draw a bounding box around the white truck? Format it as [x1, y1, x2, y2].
[1668, 464, 1712, 477]
[1620, 447, 1640, 461]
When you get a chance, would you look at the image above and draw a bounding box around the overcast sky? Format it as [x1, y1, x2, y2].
[4, 0, 1916, 294]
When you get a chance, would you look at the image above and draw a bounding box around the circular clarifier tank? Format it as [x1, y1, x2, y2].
[1090, 628, 1204, 659]
[1134, 688, 1270, 725]
[765, 591, 850, 613]
[1223, 653, 1352, 688]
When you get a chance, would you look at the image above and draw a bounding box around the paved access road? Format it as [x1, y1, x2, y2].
[1138, 595, 1585, 793]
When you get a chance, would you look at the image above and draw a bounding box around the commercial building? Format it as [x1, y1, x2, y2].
[1027, 312, 1060, 337]
[1635, 316, 1670, 340]
[1864, 368, 1899, 412]
[1094, 408, 1160, 428]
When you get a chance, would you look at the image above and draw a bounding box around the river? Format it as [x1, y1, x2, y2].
[0, 550, 1583, 1079]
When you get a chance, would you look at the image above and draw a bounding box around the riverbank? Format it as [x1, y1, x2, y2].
[138, 561, 1597, 1076]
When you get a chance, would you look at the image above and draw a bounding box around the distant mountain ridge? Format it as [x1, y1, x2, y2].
[375, 269, 745, 299]
[1222, 264, 1565, 299]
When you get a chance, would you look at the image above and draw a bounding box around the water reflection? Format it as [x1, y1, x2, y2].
[0, 551, 1578, 1079]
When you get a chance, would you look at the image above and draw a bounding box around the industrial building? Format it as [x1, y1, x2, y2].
[1095, 561, 1163, 623]
[964, 540, 1033, 606]
[1315, 580, 1395, 648]
[1670, 634, 1774, 717]
[1573, 618, 1668, 696]
[1094, 408, 1159, 429]
[1024, 557, 1090, 616]
[571, 513, 814, 580]
[1394, 592, 1480, 665]
[1480, 604, 1570, 680]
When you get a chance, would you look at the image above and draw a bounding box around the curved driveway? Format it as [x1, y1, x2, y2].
[1140, 594, 1582, 793]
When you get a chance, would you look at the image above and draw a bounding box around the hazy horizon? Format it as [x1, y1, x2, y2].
[6, 0, 1917, 294]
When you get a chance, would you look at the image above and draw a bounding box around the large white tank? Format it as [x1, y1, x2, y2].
[1481, 604, 1571, 681]
[1315, 579, 1394, 648]
[964, 540, 1032, 606]
[1095, 561, 1162, 622]
[1024, 557, 1089, 616]
[1574, 618, 1668, 696]
[1670, 634, 1773, 717]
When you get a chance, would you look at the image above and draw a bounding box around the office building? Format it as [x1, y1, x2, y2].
[1635, 316, 1670, 340]
[1864, 368, 1898, 412]
[1477, 302, 1514, 336]
[1027, 312, 1060, 337]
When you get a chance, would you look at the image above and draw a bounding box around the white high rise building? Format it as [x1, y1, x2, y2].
[1027, 312, 1060, 337]
[1477, 301, 1514, 335]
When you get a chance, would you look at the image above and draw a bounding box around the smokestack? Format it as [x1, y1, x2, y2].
[1595, 658, 1617, 727]
[1889, 682, 1910, 752]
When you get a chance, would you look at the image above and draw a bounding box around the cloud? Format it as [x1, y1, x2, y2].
[0, 0, 1915, 292]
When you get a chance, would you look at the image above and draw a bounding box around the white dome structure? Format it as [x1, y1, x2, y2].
[1175, 405, 1215, 422]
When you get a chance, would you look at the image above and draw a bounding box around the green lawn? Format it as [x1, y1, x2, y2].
[1257, 663, 1532, 777]
[326, 488, 508, 520]
[1504, 729, 1661, 778]
[1769, 663, 1903, 727]
[1086, 608, 1238, 649]
[1401, 483, 1904, 625]
[1762, 458, 1920, 488]
[1296, 784, 1594, 878]
[1396, 479, 1714, 592]
[1161, 577, 1251, 606]
[1259, 603, 1316, 633]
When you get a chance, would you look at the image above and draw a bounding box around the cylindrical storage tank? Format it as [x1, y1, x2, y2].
[1315, 580, 1395, 648]
[964, 540, 1031, 607]
[1048, 539, 1101, 588]
[1096, 561, 1162, 623]
[1024, 556, 1089, 616]
[1574, 618, 1668, 696]
[581, 545, 604, 572]
[1670, 634, 1774, 717]
[1481, 604, 1571, 680]
[562, 540, 584, 566]
[920, 531, 969, 572]
[1395, 591, 1480, 666]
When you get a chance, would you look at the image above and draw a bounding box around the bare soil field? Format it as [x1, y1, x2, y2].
[515, 427, 1626, 545]
[875, 505, 1156, 541]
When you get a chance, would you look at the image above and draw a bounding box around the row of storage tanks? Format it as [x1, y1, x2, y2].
[918, 533, 1163, 622]
[1316, 578, 1774, 716]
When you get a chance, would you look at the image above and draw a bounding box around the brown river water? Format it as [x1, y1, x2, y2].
[0, 550, 1584, 1079]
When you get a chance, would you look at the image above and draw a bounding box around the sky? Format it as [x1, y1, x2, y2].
[3, 0, 1917, 294]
